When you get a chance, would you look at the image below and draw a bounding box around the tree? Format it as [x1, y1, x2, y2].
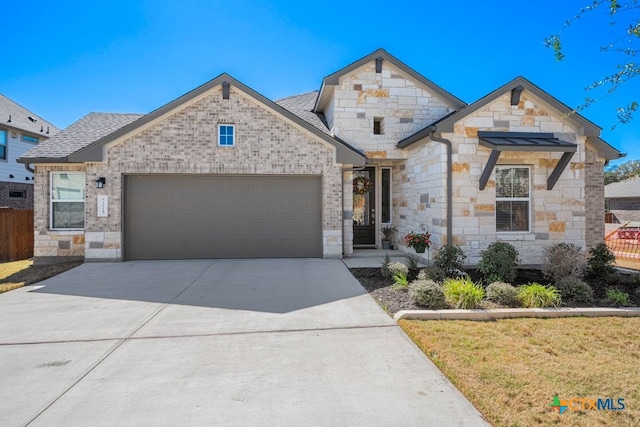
[604, 159, 640, 183]
[544, 1, 640, 126]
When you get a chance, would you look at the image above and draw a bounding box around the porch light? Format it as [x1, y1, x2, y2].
[96, 177, 106, 188]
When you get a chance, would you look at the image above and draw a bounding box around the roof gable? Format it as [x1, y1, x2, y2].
[313, 48, 466, 113]
[0, 94, 59, 137]
[20, 74, 365, 166]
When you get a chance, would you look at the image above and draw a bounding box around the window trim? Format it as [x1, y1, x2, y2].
[495, 165, 531, 233]
[218, 124, 235, 147]
[50, 172, 86, 230]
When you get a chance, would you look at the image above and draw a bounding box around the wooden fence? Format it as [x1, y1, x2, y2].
[0, 209, 34, 262]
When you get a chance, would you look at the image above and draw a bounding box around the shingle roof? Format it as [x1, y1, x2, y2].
[0, 94, 60, 136]
[20, 113, 143, 160]
[605, 176, 640, 198]
[275, 91, 331, 135]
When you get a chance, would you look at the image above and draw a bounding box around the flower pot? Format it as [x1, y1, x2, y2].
[414, 245, 426, 254]
[382, 240, 391, 249]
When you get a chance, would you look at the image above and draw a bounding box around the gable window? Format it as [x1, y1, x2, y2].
[495, 166, 530, 232]
[373, 118, 383, 135]
[218, 124, 235, 146]
[22, 134, 39, 143]
[50, 172, 85, 229]
[0, 129, 7, 160]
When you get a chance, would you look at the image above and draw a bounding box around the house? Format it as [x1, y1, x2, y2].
[1, 94, 59, 209]
[19, 49, 624, 265]
[605, 176, 640, 223]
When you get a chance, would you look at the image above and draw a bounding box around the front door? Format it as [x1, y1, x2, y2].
[353, 167, 376, 245]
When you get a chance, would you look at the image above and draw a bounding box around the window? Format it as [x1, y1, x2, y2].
[50, 172, 85, 229]
[0, 129, 6, 160]
[9, 190, 26, 198]
[381, 168, 392, 223]
[495, 166, 530, 232]
[22, 134, 39, 143]
[218, 124, 235, 146]
[373, 118, 383, 135]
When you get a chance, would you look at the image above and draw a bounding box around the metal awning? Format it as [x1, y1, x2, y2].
[477, 131, 577, 191]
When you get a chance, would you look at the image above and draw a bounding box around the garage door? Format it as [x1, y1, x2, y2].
[124, 175, 322, 260]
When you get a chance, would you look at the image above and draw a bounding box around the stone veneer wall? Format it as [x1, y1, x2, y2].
[330, 62, 455, 161]
[393, 91, 599, 265]
[0, 181, 33, 209]
[80, 86, 344, 260]
[32, 164, 86, 264]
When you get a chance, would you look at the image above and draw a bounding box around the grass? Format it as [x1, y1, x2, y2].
[0, 259, 82, 293]
[400, 317, 640, 426]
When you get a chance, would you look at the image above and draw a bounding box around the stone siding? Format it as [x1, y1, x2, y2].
[330, 62, 456, 159]
[0, 181, 33, 209]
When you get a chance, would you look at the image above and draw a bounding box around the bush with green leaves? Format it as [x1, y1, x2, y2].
[432, 244, 466, 278]
[542, 243, 586, 282]
[442, 277, 485, 309]
[387, 261, 409, 276]
[409, 279, 448, 309]
[405, 254, 420, 270]
[517, 283, 561, 308]
[392, 272, 409, 291]
[486, 282, 519, 307]
[605, 288, 630, 307]
[554, 277, 594, 306]
[478, 242, 520, 283]
[587, 243, 617, 278]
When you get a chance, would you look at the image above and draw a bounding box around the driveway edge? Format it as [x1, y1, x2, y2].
[394, 307, 640, 321]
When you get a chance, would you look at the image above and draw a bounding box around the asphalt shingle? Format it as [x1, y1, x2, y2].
[20, 112, 144, 159]
[275, 91, 331, 135]
[0, 94, 60, 136]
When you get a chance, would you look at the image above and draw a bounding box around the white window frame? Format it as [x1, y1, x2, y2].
[218, 124, 235, 147]
[495, 166, 531, 233]
[50, 172, 85, 230]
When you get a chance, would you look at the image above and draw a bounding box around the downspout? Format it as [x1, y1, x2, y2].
[426, 127, 453, 246]
[23, 163, 35, 173]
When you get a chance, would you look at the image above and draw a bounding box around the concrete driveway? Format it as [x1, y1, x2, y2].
[0, 259, 487, 426]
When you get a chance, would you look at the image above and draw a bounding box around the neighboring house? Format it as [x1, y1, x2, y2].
[0, 94, 59, 209]
[605, 176, 640, 222]
[19, 49, 624, 265]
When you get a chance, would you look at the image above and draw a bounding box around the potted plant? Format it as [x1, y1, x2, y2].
[404, 230, 431, 254]
[380, 224, 397, 249]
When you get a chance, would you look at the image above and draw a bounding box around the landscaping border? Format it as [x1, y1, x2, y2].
[394, 307, 640, 321]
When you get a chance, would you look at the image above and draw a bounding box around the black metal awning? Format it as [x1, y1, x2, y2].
[477, 131, 577, 191]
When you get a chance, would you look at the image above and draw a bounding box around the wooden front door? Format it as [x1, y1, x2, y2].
[353, 167, 376, 245]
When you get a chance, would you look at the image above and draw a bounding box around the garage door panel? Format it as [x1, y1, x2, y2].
[125, 175, 322, 260]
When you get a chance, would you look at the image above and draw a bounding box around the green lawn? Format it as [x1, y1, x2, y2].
[400, 317, 640, 426]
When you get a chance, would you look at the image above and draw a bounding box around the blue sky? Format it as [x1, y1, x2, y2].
[2, 0, 638, 164]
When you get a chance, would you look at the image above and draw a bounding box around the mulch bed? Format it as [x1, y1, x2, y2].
[349, 267, 640, 315]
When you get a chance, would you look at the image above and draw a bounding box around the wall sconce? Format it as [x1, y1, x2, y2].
[96, 177, 106, 188]
[9, 174, 14, 178]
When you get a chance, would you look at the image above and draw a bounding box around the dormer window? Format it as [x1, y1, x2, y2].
[373, 117, 384, 135]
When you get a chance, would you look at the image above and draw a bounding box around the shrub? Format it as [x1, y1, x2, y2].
[409, 279, 448, 309]
[392, 272, 409, 291]
[587, 243, 617, 278]
[605, 288, 630, 307]
[478, 242, 519, 283]
[387, 261, 409, 276]
[433, 244, 467, 278]
[419, 265, 447, 282]
[442, 277, 485, 309]
[555, 277, 594, 305]
[517, 283, 561, 308]
[405, 254, 420, 271]
[542, 243, 586, 282]
[486, 282, 519, 307]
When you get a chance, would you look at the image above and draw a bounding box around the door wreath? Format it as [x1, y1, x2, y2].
[353, 176, 372, 194]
